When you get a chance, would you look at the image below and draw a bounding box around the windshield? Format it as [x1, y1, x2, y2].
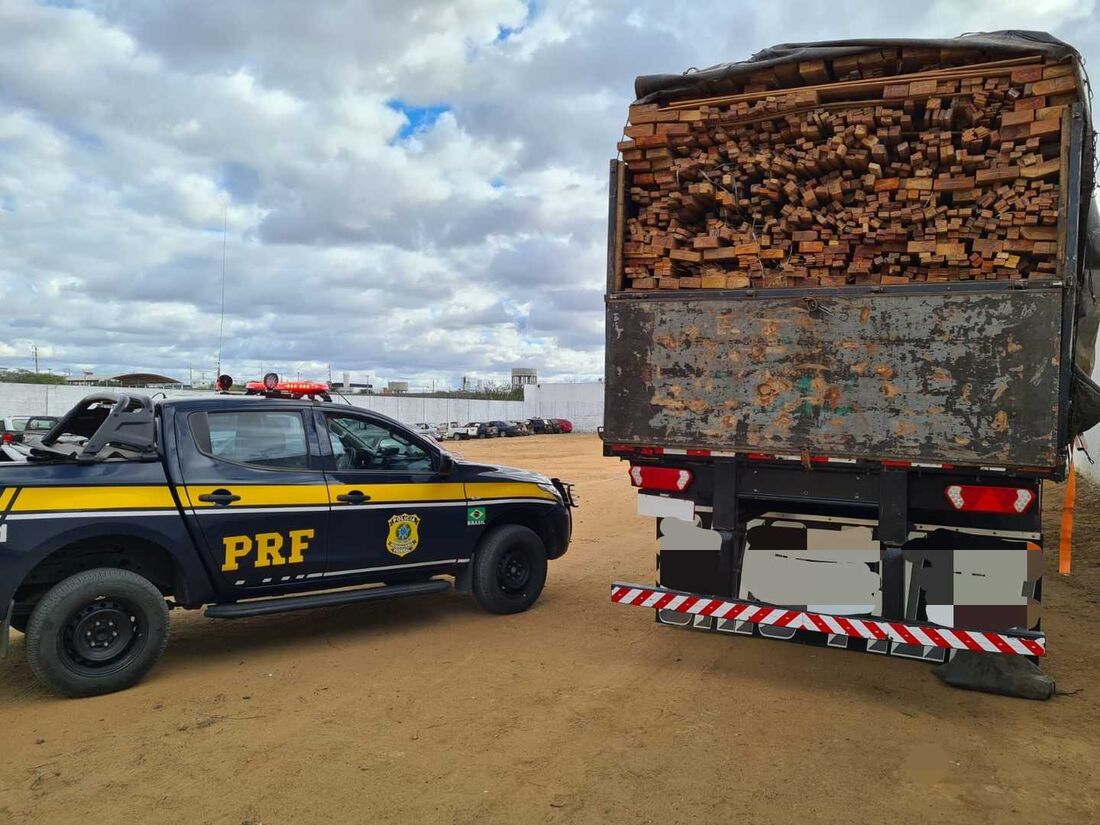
[25, 417, 58, 431]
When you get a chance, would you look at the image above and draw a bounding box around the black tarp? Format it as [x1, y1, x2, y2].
[634, 31, 1081, 103]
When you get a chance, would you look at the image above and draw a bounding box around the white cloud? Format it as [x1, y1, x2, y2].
[1, 0, 1097, 386]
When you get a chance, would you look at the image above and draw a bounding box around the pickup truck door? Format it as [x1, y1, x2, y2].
[316, 409, 469, 583]
[174, 406, 329, 591]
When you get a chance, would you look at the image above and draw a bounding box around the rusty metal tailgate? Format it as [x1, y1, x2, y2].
[604, 287, 1064, 469]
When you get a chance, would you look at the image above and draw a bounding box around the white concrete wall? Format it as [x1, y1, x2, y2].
[0, 382, 208, 417]
[522, 382, 605, 432]
[0, 381, 607, 432]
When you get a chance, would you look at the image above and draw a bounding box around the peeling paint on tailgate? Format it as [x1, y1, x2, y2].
[605, 291, 1062, 467]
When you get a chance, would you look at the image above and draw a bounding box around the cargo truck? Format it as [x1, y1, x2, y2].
[602, 32, 1100, 694]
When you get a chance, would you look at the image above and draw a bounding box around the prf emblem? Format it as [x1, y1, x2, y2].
[221, 529, 315, 572]
[386, 514, 421, 557]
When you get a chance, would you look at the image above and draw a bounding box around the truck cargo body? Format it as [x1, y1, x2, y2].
[604, 34, 1098, 677]
[604, 104, 1087, 474]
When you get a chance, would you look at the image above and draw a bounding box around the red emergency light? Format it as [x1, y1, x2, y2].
[242, 372, 331, 398]
[629, 465, 694, 492]
[944, 484, 1036, 514]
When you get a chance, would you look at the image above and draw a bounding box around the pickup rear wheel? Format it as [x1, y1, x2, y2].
[25, 568, 170, 698]
[471, 525, 548, 614]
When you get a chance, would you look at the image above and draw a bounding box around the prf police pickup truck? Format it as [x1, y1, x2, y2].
[0, 378, 574, 697]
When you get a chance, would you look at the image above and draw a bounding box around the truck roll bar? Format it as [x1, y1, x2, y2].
[42, 392, 158, 462]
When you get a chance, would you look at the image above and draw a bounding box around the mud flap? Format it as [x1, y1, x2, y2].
[1069, 364, 1100, 441]
[0, 599, 12, 660]
[453, 562, 473, 594]
[932, 651, 1055, 700]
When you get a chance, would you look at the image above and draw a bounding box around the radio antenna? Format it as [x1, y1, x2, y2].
[217, 203, 227, 378]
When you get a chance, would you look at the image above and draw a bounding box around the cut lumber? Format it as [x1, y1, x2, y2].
[619, 47, 1077, 291]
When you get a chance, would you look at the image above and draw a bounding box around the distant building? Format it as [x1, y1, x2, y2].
[511, 368, 538, 388]
[386, 381, 410, 394]
[65, 372, 184, 388]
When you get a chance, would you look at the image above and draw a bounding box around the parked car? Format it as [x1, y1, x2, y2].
[0, 387, 575, 696]
[490, 420, 522, 437]
[442, 422, 479, 440]
[544, 419, 563, 434]
[552, 419, 573, 433]
[0, 415, 31, 442]
[18, 415, 63, 445]
[510, 421, 531, 436]
[24, 415, 60, 433]
[411, 423, 439, 442]
[468, 422, 499, 439]
[526, 418, 551, 434]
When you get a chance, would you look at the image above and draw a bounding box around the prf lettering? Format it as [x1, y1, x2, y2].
[221, 529, 315, 572]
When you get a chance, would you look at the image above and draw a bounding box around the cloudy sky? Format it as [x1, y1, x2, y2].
[1, 0, 1097, 388]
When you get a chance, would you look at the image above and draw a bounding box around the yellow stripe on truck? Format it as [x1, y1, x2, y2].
[185, 484, 330, 508]
[0, 487, 16, 510]
[467, 482, 558, 501]
[326, 483, 466, 503]
[12, 485, 177, 512]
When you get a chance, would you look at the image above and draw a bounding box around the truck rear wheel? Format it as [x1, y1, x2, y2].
[25, 568, 170, 698]
[471, 525, 548, 614]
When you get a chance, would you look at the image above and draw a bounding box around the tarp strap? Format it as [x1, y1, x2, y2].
[1060, 451, 1076, 575]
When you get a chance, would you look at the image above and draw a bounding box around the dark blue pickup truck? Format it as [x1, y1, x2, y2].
[0, 387, 574, 697]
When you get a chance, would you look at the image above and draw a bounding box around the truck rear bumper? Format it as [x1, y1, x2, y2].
[611, 582, 1046, 657]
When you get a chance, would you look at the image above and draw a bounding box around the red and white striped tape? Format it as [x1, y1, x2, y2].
[610, 583, 1045, 657]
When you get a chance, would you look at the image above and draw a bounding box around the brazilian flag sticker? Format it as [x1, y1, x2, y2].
[466, 505, 486, 526]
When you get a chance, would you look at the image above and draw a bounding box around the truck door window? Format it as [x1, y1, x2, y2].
[324, 414, 433, 472]
[197, 411, 309, 469]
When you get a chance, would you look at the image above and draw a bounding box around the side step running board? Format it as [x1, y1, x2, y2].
[206, 579, 451, 619]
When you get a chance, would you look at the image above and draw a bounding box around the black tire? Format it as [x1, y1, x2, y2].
[471, 525, 548, 614]
[25, 568, 170, 698]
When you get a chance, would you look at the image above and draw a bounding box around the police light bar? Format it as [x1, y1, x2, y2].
[243, 372, 331, 398]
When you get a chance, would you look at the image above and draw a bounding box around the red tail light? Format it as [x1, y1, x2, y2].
[629, 465, 693, 492]
[1, 432, 12, 445]
[944, 484, 1036, 514]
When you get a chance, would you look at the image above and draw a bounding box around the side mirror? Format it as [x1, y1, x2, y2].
[437, 452, 455, 476]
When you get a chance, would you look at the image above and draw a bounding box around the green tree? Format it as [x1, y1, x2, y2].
[0, 371, 66, 385]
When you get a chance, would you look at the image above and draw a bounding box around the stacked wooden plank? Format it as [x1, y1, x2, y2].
[618, 49, 1078, 290]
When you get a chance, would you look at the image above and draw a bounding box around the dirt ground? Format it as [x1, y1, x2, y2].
[1, 434, 1098, 825]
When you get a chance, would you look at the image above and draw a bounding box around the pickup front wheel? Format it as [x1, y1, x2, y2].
[471, 525, 548, 614]
[25, 568, 170, 698]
